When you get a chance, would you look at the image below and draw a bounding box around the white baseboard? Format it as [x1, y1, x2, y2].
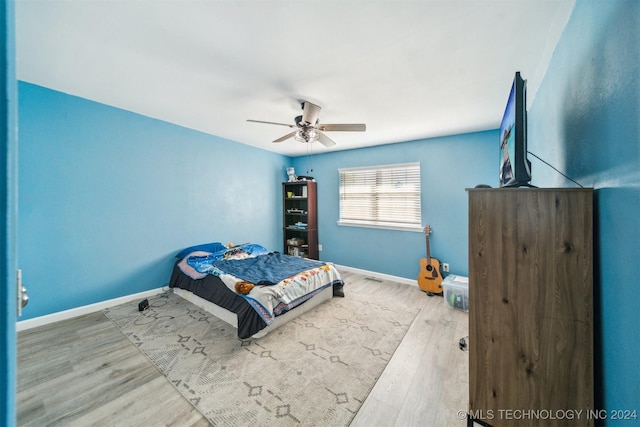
[16, 265, 416, 332]
[334, 264, 418, 287]
[16, 287, 166, 332]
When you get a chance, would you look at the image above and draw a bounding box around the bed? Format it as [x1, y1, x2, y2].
[168, 242, 344, 339]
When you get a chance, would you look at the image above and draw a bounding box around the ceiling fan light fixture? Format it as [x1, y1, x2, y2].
[248, 101, 365, 147]
[294, 129, 319, 143]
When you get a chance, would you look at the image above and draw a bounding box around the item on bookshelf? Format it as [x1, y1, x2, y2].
[289, 246, 307, 257]
[287, 237, 305, 247]
[286, 167, 296, 182]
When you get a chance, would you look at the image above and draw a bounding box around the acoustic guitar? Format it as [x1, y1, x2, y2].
[418, 225, 443, 295]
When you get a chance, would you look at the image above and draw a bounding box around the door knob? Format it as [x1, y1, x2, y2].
[17, 269, 29, 316]
[21, 285, 29, 308]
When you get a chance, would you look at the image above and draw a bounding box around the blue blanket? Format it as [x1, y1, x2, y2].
[213, 252, 325, 285]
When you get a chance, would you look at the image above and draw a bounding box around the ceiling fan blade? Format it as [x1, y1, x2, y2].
[317, 123, 366, 132]
[273, 130, 297, 143]
[301, 101, 321, 125]
[317, 132, 336, 147]
[247, 119, 295, 128]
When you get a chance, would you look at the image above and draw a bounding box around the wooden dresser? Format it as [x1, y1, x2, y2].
[467, 188, 594, 427]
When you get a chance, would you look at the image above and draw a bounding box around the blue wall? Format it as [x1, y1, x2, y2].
[2, 0, 18, 424]
[18, 83, 289, 320]
[527, 0, 639, 423]
[291, 131, 496, 279]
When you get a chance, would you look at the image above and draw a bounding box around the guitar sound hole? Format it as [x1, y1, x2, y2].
[426, 265, 433, 272]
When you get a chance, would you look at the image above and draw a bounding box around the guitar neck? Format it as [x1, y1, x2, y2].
[425, 231, 432, 262]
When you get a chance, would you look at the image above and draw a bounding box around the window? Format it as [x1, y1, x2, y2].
[338, 162, 422, 231]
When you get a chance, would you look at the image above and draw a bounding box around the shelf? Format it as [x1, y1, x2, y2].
[282, 181, 318, 260]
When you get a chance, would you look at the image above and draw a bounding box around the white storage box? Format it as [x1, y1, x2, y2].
[442, 274, 469, 312]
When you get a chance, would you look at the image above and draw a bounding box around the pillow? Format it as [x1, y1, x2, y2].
[218, 243, 270, 261]
[175, 242, 227, 259]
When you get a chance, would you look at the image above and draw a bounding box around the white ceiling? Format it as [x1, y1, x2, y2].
[15, 0, 575, 157]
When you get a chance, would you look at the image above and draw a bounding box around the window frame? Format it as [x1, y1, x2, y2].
[337, 162, 423, 232]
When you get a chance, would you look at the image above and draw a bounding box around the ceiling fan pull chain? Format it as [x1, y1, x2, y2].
[306, 140, 313, 174]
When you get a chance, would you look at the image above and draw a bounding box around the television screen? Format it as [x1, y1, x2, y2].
[499, 72, 531, 187]
[499, 84, 516, 186]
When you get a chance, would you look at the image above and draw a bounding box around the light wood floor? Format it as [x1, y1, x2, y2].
[17, 269, 469, 426]
[343, 269, 470, 427]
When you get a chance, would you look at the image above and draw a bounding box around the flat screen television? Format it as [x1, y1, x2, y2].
[499, 72, 532, 187]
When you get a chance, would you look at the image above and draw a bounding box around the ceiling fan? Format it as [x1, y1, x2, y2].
[247, 101, 366, 147]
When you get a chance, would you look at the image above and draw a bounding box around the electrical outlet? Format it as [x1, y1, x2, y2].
[318, 244, 323, 251]
[442, 263, 450, 273]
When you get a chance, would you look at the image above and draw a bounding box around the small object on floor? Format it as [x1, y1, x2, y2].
[138, 298, 149, 312]
[459, 336, 469, 351]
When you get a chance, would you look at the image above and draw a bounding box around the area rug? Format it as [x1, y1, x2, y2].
[104, 289, 420, 426]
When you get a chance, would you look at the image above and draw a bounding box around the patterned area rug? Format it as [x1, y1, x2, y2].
[104, 289, 420, 426]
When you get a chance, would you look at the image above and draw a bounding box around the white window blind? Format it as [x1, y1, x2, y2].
[338, 162, 422, 231]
